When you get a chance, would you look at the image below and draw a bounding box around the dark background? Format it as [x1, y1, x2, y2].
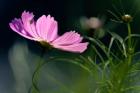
[0, 0, 140, 93]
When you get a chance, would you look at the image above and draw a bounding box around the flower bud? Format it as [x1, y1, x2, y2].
[128, 48, 134, 55]
[80, 17, 103, 30]
[122, 14, 133, 23]
[87, 17, 102, 29]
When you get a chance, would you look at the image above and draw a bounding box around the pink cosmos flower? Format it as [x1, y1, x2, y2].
[9, 11, 88, 53]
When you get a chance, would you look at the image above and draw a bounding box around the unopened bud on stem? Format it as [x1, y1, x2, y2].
[122, 14, 133, 23]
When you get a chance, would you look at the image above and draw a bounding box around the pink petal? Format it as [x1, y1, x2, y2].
[52, 42, 88, 53]
[52, 31, 83, 45]
[21, 11, 39, 38]
[9, 19, 38, 41]
[36, 15, 58, 42]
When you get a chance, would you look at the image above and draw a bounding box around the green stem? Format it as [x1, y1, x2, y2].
[113, 23, 133, 93]
[109, 23, 133, 93]
[29, 55, 94, 93]
[31, 59, 45, 93]
[127, 23, 133, 65]
[127, 23, 132, 49]
[30, 48, 46, 93]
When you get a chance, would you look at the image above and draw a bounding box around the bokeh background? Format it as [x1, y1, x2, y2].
[1, 0, 140, 93]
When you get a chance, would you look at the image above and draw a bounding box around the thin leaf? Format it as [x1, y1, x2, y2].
[87, 56, 102, 72]
[107, 10, 121, 21]
[107, 30, 127, 57]
[86, 36, 109, 58]
[108, 37, 115, 55]
[91, 45, 105, 63]
[122, 85, 140, 92]
[124, 34, 140, 42]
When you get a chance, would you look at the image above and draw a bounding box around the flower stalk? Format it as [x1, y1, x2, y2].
[127, 22, 133, 65]
[127, 23, 132, 50]
[30, 47, 46, 93]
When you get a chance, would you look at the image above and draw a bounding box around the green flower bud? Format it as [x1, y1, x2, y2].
[128, 48, 134, 55]
[122, 14, 133, 23]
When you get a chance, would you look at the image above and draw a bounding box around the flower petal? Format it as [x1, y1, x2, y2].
[9, 18, 37, 41]
[52, 42, 88, 53]
[52, 31, 83, 45]
[36, 15, 58, 42]
[21, 11, 39, 38]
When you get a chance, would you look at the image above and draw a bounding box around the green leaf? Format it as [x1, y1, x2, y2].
[107, 30, 127, 57]
[122, 85, 140, 92]
[85, 36, 109, 58]
[108, 37, 115, 56]
[124, 34, 140, 42]
[91, 45, 105, 63]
